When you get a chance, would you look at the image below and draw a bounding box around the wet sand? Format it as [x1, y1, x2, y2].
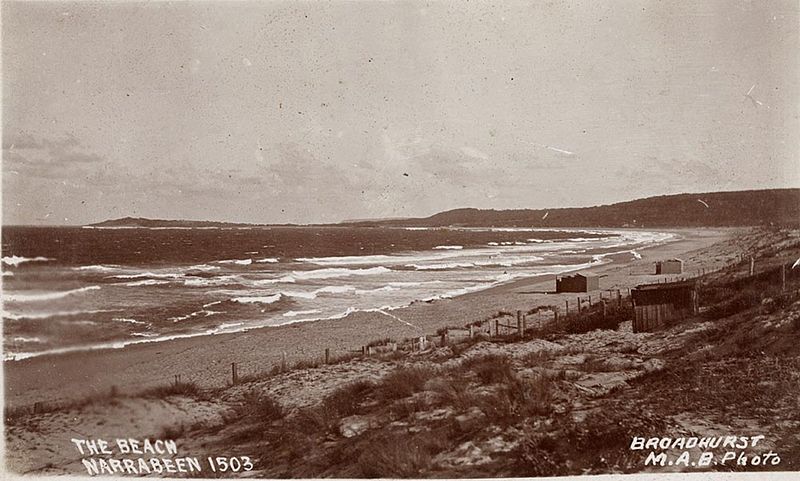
[4, 228, 739, 409]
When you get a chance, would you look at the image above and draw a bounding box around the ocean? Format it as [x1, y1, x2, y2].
[1, 225, 675, 360]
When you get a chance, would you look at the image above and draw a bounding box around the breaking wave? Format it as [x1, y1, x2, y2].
[2, 256, 53, 267]
[4, 286, 101, 303]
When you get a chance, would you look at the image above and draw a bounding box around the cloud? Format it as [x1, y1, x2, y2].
[459, 146, 489, 160]
[3, 132, 80, 152]
[2, 132, 103, 179]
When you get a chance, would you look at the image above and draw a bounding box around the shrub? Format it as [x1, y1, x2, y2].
[356, 432, 448, 478]
[236, 390, 285, 423]
[159, 423, 186, 440]
[366, 337, 393, 348]
[462, 354, 515, 385]
[142, 381, 201, 399]
[322, 380, 374, 417]
[520, 350, 555, 367]
[477, 375, 553, 426]
[703, 289, 761, 319]
[377, 366, 433, 400]
[429, 378, 475, 411]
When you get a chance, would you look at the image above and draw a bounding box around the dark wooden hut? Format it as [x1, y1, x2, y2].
[631, 280, 698, 332]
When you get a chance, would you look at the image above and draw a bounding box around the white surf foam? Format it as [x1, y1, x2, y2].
[216, 259, 253, 265]
[2, 256, 53, 267]
[113, 317, 145, 325]
[231, 294, 282, 304]
[262, 266, 392, 284]
[77, 264, 123, 272]
[183, 275, 241, 287]
[124, 279, 171, 287]
[283, 309, 322, 317]
[112, 272, 184, 280]
[3, 308, 118, 321]
[186, 264, 221, 271]
[12, 336, 45, 344]
[4, 285, 100, 303]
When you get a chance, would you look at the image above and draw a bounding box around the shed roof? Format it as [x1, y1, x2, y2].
[557, 271, 599, 279]
[634, 279, 696, 291]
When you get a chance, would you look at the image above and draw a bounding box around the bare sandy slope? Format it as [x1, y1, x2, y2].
[4, 228, 738, 409]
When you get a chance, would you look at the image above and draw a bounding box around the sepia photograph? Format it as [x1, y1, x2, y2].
[2, 0, 799, 479]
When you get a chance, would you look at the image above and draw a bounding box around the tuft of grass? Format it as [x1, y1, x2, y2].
[520, 350, 555, 367]
[377, 366, 434, 400]
[292, 359, 320, 370]
[702, 288, 762, 319]
[159, 423, 186, 440]
[562, 304, 629, 334]
[235, 390, 285, 423]
[477, 375, 553, 426]
[142, 381, 201, 399]
[366, 337, 394, 348]
[321, 380, 374, 417]
[356, 432, 448, 478]
[429, 377, 475, 411]
[462, 354, 515, 385]
[293, 406, 333, 434]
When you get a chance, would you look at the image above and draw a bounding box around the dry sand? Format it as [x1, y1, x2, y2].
[4, 228, 741, 409]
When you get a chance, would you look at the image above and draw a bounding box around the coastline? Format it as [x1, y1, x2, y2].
[3, 227, 738, 408]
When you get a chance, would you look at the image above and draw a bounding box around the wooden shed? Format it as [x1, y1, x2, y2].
[655, 258, 683, 275]
[556, 271, 600, 293]
[631, 280, 698, 332]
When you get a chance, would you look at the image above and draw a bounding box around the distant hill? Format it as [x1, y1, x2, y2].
[89, 217, 272, 228]
[347, 189, 800, 228]
[90, 189, 799, 229]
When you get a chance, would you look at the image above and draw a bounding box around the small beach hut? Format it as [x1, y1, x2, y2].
[631, 280, 698, 332]
[655, 258, 683, 275]
[556, 272, 600, 293]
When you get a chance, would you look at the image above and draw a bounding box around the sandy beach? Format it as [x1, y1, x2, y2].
[4, 228, 740, 409]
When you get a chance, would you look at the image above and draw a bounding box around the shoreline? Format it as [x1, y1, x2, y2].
[1, 227, 667, 362]
[3, 227, 737, 408]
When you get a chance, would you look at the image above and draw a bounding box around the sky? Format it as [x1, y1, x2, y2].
[2, 0, 798, 225]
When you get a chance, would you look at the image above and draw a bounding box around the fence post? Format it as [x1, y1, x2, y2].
[782, 264, 786, 292]
[565, 299, 569, 315]
[281, 352, 287, 372]
[494, 319, 499, 337]
[231, 362, 238, 385]
[554, 309, 558, 323]
[520, 314, 526, 338]
[362, 346, 368, 356]
[617, 289, 621, 308]
[750, 256, 755, 276]
[325, 348, 330, 364]
[469, 324, 474, 339]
